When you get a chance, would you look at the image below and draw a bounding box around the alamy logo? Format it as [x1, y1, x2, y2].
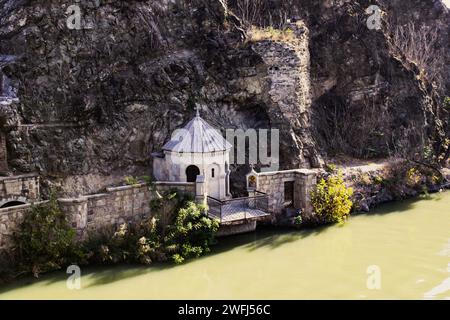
[168, 128, 280, 172]
[225, 129, 279, 172]
[66, 4, 82, 30]
[366, 265, 381, 290]
[66, 265, 81, 290]
[366, 5, 382, 30]
[66, 0, 100, 30]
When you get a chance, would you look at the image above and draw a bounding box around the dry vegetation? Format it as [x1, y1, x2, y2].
[313, 97, 396, 159]
[247, 26, 297, 43]
[230, 0, 288, 28]
[135, 3, 167, 50]
[389, 21, 446, 96]
[228, 0, 296, 43]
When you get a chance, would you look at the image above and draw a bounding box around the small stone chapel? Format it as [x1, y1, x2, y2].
[152, 108, 232, 200]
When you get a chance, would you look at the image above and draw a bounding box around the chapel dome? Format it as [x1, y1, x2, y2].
[162, 114, 232, 153]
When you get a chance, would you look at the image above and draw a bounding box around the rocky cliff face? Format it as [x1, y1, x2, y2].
[240, 0, 448, 159]
[0, 0, 448, 196]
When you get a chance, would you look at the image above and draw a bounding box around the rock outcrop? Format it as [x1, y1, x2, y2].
[0, 0, 447, 195]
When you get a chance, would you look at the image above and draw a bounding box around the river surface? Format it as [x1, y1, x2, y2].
[0, 192, 449, 300]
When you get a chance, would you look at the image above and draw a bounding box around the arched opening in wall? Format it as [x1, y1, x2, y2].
[186, 165, 200, 183]
[0, 201, 26, 208]
[283, 181, 294, 208]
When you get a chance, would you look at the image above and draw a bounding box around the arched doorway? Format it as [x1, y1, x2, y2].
[186, 165, 200, 183]
[0, 201, 26, 208]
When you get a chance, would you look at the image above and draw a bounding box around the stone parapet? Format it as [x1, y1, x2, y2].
[0, 201, 47, 250]
[250, 169, 318, 217]
[0, 173, 40, 207]
[0, 181, 196, 251]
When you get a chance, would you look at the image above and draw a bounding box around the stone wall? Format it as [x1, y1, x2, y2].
[0, 181, 195, 251]
[0, 173, 40, 207]
[60, 181, 196, 237]
[0, 132, 7, 173]
[253, 169, 317, 218]
[0, 201, 47, 250]
[252, 21, 321, 169]
[216, 220, 257, 237]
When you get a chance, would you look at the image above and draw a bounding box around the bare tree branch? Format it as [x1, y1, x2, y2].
[389, 21, 446, 95]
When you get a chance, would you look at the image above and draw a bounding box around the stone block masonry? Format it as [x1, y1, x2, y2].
[60, 181, 196, 237]
[0, 201, 47, 250]
[0, 173, 40, 207]
[216, 221, 257, 237]
[251, 21, 322, 169]
[0, 181, 195, 251]
[254, 169, 318, 220]
[0, 132, 7, 173]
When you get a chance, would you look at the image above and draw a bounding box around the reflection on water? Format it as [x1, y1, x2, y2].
[438, 240, 450, 257]
[0, 192, 449, 300]
[424, 263, 450, 299]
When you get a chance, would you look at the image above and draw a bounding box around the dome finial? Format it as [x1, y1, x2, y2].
[195, 104, 200, 117]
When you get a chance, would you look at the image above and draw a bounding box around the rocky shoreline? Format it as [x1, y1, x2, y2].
[276, 160, 450, 227]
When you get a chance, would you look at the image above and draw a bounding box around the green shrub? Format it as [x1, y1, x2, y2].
[165, 202, 219, 264]
[139, 175, 154, 187]
[124, 176, 139, 185]
[444, 96, 450, 111]
[83, 218, 163, 265]
[13, 193, 83, 277]
[84, 196, 217, 266]
[150, 190, 194, 238]
[9, 188, 218, 279]
[324, 163, 337, 174]
[294, 215, 303, 226]
[358, 172, 372, 186]
[380, 161, 440, 199]
[311, 172, 354, 225]
[373, 175, 384, 185]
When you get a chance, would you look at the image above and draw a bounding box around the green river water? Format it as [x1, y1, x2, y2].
[0, 192, 449, 300]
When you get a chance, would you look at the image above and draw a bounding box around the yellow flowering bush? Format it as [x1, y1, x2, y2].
[311, 172, 354, 225]
[406, 168, 422, 187]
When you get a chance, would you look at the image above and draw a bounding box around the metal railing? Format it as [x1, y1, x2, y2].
[207, 191, 269, 223]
